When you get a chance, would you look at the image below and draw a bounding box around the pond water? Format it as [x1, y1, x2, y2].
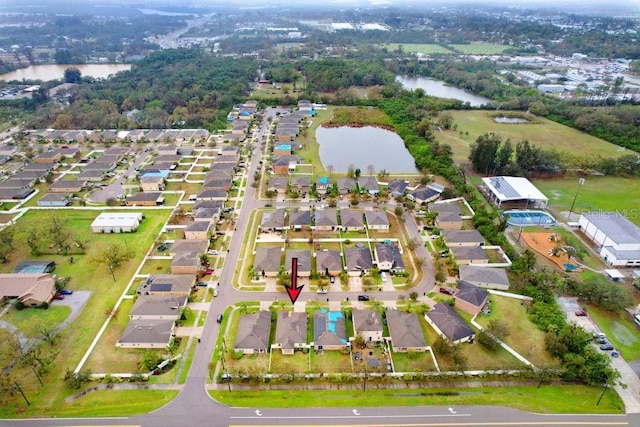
[396, 75, 492, 107]
[315, 126, 417, 173]
[494, 116, 529, 124]
[0, 63, 131, 82]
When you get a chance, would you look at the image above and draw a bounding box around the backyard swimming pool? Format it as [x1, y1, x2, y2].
[503, 210, 557, 227]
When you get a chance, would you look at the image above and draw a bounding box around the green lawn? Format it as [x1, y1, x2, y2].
[0, 208, 169, 414]
[451, 43, 509, 54]
[210, 384, 623, 414]
[2, 305, 71, 338]
[378, 43, 453, 54]
[270, 349, 310, 374]
[533, 176, 640, 225]
[49, 390, 178, 417]
[139, 258, 172, 274]
[391, 350, 437, 372]
[310, 349, 352, 374]
[475, 295, 560, 367]
[436, 110, 626, 164]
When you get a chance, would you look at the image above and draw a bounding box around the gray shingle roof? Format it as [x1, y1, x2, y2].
[275, 311, 307, 350]
[386, 310, 426, 349]
[352, 309, 383, 333]
[130, 295, 187, 318]
[315, 208, 338, 227]
[316, 250, 342, 274]
[285, 249, 312, 273]
[426, 303, 475, 343]
[254, 246, 282, 274]
[455, 280, 489, 307]
[117, 319, 174, 346]
[459, 266, 510, 288]
[235, 311, 271, 351]
[345, 247, 373, 272]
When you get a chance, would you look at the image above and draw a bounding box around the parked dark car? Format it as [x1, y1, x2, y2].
[599, 344, 615, 351]
[357, 295, 370, 301]
[60, 290, 73, 295]
[595, 336, 607, 344]
[439, 287, 455, 296]
[53, 294, 65, 300]
[575, 310, 587, 317]
[196, 282, 208, 287]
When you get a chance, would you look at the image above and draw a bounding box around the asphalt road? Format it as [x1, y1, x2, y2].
[1, 112, 637, 426]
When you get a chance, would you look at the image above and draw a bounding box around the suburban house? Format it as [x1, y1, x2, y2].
[0, 273, 56, 307]
[125, 192, 164, 207]
[273, 311, 308, 355]
[140, 175, 166, 192]
[272, 155, 301, 174]
[578, 212, 640, 266]
[340, 209, 364, 232]
[234, 310, 271, 354]
[170, 251, 201, 275]
[139, 274, 195, 296]
[202, 178, 232, 191]
[336, 177, 357, 195]
[273, 144, 292, 156]
[365, 209, 390, 231]
[316, 250, 343, 276]
[129, 295, 188, 320]
[313, 309, 349, 350]
[408, 187, 441, 204]
[459, 265, 510, 291]
[260, 208, 286, 233]
[345, 246, 373, 276]
[285, 249, 312, 277]
[352, 309, 384, 343]
[357, 176, 379, 195]
[316, 176, 331, 196]
[386, 309, 427, 352]
[48, 179, 84, 193]
[449, 246, 489, 265]
[254, 246, 282, 277]
[196, 189, 227, 201]
[37, 193, 69, 207]
[289, 209, 311, 230]
[290, 176, 310, 194]
[194, 208, 218, 222]
[430, 202, 463, 230]
[386, 180, 408, 198]
[425, 303, 476, 344]
[116, 319, 175, 349]
[184, 221, 213, 240]
[34, 150, 62, 164]
[374, 244, 405, 273]
[454, 280, 490, 315]
[267, 176, 288, 194]
[315, 208, 338, 231]
[442, 229, 485, 247]
[91, 212, 143, 233]
[169, 240, 209, 256]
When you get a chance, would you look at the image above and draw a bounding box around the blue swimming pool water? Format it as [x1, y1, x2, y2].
[503, 210, 557, 227]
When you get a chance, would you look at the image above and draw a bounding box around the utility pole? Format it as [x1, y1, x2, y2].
[569, 178, 585, 219]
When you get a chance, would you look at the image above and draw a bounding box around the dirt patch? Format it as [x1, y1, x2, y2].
[520, 232, 582, 272]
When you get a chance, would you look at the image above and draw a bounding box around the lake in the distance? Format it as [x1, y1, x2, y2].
[0, 64, 132, 82]
[315, 126, 417, 173]
[396, 75, 492, 107]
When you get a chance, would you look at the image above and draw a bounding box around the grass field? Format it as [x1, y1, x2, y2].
[533, 176, 640, 225]
[475, 295, 560, 367]
[2, 306, 71, 338]
[435, 110, 626, 163]
[0, 208, 169, 415]
[586, 305, 640, 361]
[210, 384, 623, 413]
[451, 43, 509, 54]
[50, 390, 178, 417]
[378, 43, 453, 54]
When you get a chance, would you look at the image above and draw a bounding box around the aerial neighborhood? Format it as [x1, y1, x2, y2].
[0, 1, 640, 423]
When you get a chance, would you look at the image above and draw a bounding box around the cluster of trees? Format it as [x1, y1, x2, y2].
[26, 49, 258, 130]
[469, 134, 561, 177]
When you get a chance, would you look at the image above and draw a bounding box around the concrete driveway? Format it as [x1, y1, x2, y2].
[50, 290, 92, 331]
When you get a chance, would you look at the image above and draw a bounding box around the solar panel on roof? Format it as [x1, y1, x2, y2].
[150, 283, 172, 292]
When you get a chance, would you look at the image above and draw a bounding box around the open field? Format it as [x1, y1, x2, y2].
[49, 390, 178, 418]
[378, 43, 453, 54]
[451, 43, 509, 54]
[0, 208, 169, 415]
[435, 110, 626, 163]
[210, 384, 624, 413]
[3, 305, 71, 338]
[533, 176, 640, 225]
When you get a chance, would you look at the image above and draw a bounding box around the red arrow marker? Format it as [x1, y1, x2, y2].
[285, 257, 304, 304]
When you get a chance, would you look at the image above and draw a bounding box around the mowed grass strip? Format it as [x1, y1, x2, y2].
[210, 384, 624, 413]
[436, 110, 626, 163]
[586, 305, 640, 361]
[3, 305, 71, 338]
[450, 43, 509, 54]
[53, 390, 178, 417]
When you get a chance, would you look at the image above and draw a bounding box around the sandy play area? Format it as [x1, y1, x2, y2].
[520, 232, 582, 272]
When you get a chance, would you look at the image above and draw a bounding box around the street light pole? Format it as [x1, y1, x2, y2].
[569, 178, 585, 219]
